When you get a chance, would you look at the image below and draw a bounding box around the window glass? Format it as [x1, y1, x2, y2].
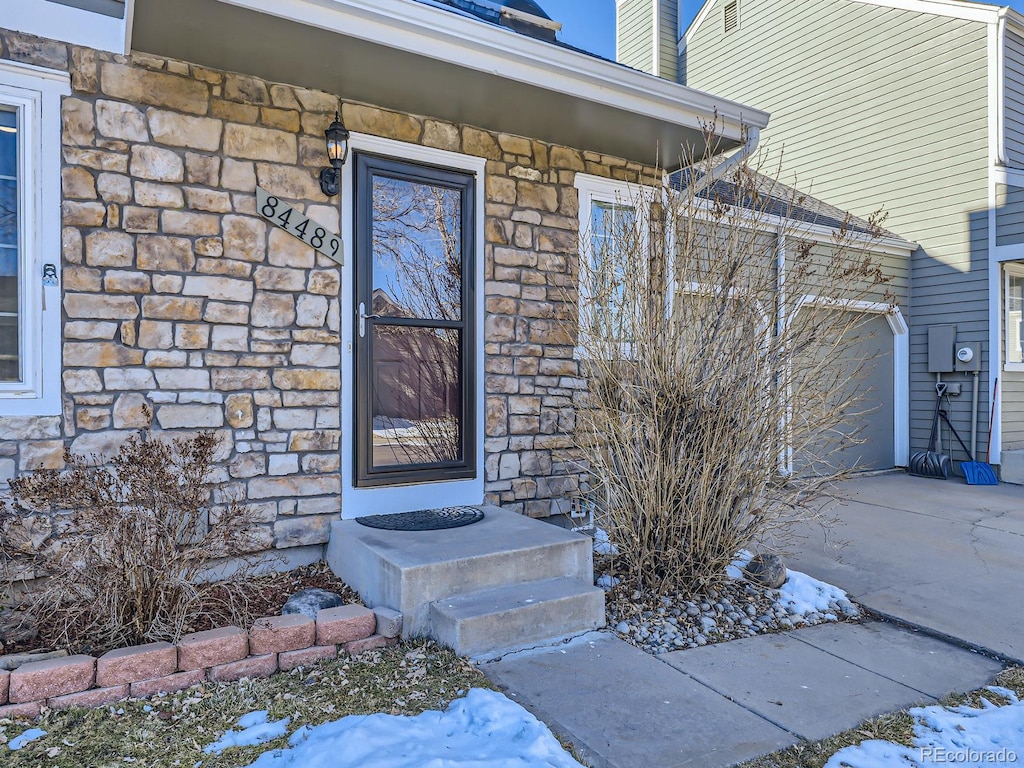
[588, 200, 636, 341]
[0, 107, 19, 383]
[1009, 272, 1023, 365]
[372, 176, 462, 322]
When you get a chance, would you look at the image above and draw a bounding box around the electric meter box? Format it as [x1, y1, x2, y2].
[954, 342, 982, 372]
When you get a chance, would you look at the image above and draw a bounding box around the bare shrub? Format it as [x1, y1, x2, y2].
[0, 428, 266, 652]
[573, 141, 895, 596]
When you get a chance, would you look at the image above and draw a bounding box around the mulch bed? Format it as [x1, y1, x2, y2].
[1, 561, 362, 659]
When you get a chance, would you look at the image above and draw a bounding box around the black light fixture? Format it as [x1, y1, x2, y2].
[318, 111, 350, 197]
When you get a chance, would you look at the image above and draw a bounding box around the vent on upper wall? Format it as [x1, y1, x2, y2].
[45, 0, 126, 19]
[724, 0, 739, 33]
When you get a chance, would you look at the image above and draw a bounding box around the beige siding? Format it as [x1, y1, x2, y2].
[685, 0, 992, 462]
[1005, 29, 1024, 169]
[1003, 376, 1024, 450]
[617, 0, 654, 73]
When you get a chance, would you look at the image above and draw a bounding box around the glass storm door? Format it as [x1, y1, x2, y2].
[352, 154, 476, 488]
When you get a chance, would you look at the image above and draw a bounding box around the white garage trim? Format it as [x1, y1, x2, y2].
[791, 297, 910, 467]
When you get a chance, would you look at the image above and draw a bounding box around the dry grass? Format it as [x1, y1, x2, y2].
[570, 140, 895, 596]
[737, 666, 1023, 768]
[0, 640, 498, 767]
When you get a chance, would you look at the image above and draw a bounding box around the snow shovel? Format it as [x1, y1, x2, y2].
[936, 409, 998, 485]
[960, 379, 999, 486]
[908, 385, 951, 479]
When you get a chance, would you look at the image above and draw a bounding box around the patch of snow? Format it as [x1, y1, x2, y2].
[726, 549, 753, 580]
[593, 528, 618, 556]
[237, 688, 584, 768]
[824, 687, 1024, 767]
[596, 574, 620, 591]
[8, 728, 46, 751]
[777, 568, 849, 615]
[204, 711, 291, 754]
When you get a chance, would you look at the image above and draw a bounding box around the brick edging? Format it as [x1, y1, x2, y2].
[0, 604, 402, 720]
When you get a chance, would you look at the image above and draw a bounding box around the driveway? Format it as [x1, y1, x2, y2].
[787, 472, 1024, 663]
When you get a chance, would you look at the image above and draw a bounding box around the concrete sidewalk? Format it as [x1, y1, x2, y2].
[483, 473, 1021, 767]
[788, 472, 1024, 663]
[483, 621, 1001, 768]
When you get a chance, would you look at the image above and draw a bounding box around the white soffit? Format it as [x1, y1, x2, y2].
[130, 0, 768, 167]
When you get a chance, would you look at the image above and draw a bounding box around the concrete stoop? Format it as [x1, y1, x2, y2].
[325, 505, 605, 657]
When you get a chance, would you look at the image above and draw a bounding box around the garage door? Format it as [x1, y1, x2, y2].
[796, 310, 896, 473]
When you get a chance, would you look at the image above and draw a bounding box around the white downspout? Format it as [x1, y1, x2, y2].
[685, 126, 760, 196]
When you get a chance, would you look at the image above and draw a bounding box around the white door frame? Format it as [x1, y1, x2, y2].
[338, 133, 487, 518]
[790, 297, 910, 468]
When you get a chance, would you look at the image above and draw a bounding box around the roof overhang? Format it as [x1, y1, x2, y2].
[128, 0, 769, 170]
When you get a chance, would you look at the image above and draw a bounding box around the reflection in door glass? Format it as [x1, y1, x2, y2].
[372, 176, 461, 321]
[371, 325, 462, 468]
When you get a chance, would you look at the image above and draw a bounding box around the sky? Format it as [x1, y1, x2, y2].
[544, 0, 1024, 60]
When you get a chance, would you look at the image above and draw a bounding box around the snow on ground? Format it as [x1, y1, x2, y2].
[7, 727, 46, 751]
[204, 710, 291, 754]
[824, 686, 1024, 767]
[776, 568, 848, 617]
[204, 688, 584, 768]
[592, 528, 618, 556]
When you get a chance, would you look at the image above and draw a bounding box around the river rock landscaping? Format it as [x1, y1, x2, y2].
[602, 549, 862, 655]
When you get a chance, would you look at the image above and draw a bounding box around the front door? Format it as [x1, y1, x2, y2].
[352, 154, 477, 488]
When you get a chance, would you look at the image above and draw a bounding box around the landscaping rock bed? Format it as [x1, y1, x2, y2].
[604, 567, 861, 655]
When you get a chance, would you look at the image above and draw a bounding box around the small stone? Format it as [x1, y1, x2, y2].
[281, 588, 344, 620]
[743, 554, 787, 589]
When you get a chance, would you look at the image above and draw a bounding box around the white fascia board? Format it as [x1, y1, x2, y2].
[2, 0, 129, 53]
[684, 0, 718, 46]
[850, 0, 999, 23]
[218, 0, 769, 139]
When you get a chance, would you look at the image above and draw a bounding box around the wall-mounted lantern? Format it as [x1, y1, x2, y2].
[318, 111, 350, 197]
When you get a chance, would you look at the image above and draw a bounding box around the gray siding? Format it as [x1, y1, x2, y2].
[685, 0, 992, 462]
[617, 0, 654, 73]
[1005, 29, 1024, 169]
[997, 184, 1024, 246]
[1003, 376, 1024, 450]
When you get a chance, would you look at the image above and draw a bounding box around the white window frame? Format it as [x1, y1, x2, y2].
[1004, 262, 1024, 372]
[574, 174, 657, 359]
[0, 61, 68, 416]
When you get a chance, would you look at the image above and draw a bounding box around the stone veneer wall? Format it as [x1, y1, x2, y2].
[0, 27, 659, 558]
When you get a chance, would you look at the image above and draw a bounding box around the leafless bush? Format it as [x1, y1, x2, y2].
[0, 428, 266, 652]
[572, 141, 895, 596]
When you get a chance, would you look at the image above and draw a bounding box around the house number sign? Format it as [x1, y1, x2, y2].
[256, 186, 343, 265]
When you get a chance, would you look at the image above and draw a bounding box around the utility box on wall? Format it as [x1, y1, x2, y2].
[954, 342, 982, 372]
[928, 325, 957, 373]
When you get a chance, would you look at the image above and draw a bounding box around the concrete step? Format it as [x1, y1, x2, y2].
[429, 578, 606, 657]
[325, 505, 596, 639]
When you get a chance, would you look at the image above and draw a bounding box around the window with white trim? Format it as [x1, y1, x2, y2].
[0, 61, 68, 415]
[1006, 263, 1024, 369]
[574, 175, 654, 357]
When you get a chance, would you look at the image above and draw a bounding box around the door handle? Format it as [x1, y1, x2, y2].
[358, 302, 381, 338]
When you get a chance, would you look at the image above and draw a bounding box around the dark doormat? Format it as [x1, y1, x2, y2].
[354, 506, 485, 531]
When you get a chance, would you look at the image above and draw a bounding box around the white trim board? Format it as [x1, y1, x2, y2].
[338, 133, 487, 518]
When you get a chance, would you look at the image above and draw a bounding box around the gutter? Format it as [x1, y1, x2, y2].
[684, 126, 761, 196]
